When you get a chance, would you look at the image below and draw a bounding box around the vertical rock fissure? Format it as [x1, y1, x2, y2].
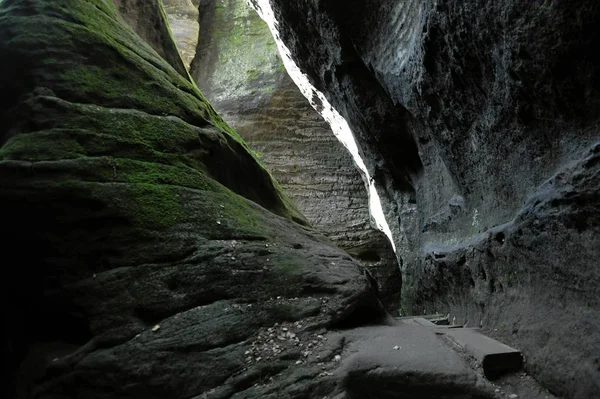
[249, 0, 397, 253]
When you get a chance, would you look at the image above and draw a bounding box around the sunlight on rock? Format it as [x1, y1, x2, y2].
[249, 0, 397, 252]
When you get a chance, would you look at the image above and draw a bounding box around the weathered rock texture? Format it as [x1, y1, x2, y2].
[112, 0, 189, 78]
[261, 0, 600, 397]
[162, 0, 199, 69]
[183, 0, 401, 309]
[0, 1, 388, 397]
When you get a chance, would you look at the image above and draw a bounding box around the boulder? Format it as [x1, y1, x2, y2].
[0, 1, 385, 397]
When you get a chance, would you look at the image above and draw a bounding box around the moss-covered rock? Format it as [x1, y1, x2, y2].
[113, 0, 191, 79]
[0, 1, 384, 397]
[0, 0, 303, 222]
[192, 0, 282, 105]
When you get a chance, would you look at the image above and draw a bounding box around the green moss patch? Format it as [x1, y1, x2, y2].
[0, 0, 318, 316]
[0, 0, 303, 222]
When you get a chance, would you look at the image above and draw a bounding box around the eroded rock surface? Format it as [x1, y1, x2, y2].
[162, 0, 199, 69]
[259, 0, 600, 397]
[183, 0, 401, 309]
[0, 1, 386, 397]
[112, 0, 189, 78]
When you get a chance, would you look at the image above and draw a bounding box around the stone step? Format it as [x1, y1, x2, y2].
[333, 324, 497, 398]
[401, 316, 463, 329]
[412, 317, 441, 328]
[443, 328, 523, 379]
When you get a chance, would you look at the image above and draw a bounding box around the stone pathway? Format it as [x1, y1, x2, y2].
[395, 316, 557, 399]
[203, 315, 558, 398]
[331, 322, 495, 398]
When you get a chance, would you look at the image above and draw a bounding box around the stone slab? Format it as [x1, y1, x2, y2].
[444, 328, 523, 379]
[412, 317, 439, 328]
[333, 324, 495, 398]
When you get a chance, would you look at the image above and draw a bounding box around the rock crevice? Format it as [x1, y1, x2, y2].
[182, 0, 402, 310]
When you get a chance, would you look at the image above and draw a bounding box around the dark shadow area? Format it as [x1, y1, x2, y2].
[0, 50, 33, 146]
[353, 250, 382, 262]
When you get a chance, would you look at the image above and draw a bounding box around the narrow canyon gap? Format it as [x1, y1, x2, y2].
[178, 0, 403, 309]
[1, 0, 599, 398]
[255, 0, 600, 397]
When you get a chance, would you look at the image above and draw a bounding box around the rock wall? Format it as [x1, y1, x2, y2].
[0, 1, 386, 397]
[181, 0, 401, 309]
[260, 0, 600, 397]
[162, 0, 199, 69]
[112, 0, 189, 78]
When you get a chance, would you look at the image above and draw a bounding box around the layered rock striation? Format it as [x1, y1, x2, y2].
[183, 0, 401, 309]
[162, 0, 199, 69]
[113, 0, 190, 78]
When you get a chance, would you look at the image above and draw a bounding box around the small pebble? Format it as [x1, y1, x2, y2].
[151, 325, 160, 332]
[509, 394, 518, 399]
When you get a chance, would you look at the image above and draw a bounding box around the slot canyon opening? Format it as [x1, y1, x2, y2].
[180, 0, 407, 311]
[3, 0, 599, 398]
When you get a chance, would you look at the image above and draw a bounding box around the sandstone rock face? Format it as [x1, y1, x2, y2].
[260, 0, 600, 397]
[112, 0, 189, 78]
[162, 0, 199, 69]
[0, 1, 387, 397]
[182, 0, 401, 309]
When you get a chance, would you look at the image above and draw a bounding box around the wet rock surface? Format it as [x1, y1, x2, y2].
[259, 0, 600, 396]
